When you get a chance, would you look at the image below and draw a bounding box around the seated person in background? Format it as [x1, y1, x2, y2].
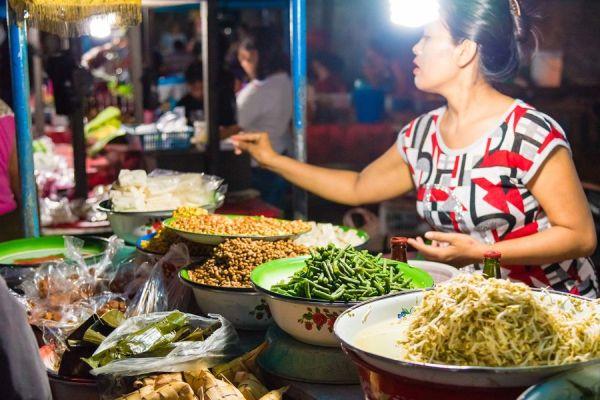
[162, 40, 194, 76]
[177, 61, 204, 122]
[177, 60, 237, 126]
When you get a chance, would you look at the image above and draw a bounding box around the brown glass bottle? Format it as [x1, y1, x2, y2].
[482, 251, 502, 279]
[390, 237, 408, 263]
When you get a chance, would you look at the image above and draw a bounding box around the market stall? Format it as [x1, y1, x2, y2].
[2, 0, 599, 399]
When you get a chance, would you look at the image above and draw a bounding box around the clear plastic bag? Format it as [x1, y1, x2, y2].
[126, 243, 192, 317]
[17, 235, 125, 344]
[147, 169, 227, 211]
[89, 312, 239, 377]
[111, 169, 227, 212]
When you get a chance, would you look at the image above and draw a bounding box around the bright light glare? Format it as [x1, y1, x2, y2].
[390, 0, 440, 28]
[89, 14, 117, 39]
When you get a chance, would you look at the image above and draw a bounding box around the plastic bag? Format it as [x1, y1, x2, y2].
[147, 169, 227, 211]
[126, 243, 192, 317]
[111, 169, 227, 212]
[89, 312, 239, 377]
[17, 235, 125, 341]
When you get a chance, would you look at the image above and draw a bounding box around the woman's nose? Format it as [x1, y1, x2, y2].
[412, 40, 422, 56]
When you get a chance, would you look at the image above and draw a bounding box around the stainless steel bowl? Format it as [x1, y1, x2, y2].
[98, 199, 221, 245]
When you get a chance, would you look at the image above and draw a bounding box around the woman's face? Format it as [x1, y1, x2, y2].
[238, 47, 258, 80]
[412, 20, 461, 93]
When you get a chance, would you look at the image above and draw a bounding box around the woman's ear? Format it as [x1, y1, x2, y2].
[454, 39, 478, 69]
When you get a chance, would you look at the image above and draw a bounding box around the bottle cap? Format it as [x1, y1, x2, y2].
[484, 250, 501, 260]
[391, 237, 408, 245]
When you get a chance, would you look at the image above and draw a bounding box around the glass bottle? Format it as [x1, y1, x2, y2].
[390, 237, 408, 263]
[482, 251, 502, 279]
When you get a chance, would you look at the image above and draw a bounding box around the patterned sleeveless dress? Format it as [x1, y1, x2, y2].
[397, 99, 598, 298]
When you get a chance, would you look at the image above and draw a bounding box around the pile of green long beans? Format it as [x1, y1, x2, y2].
[271, 245, 416, 302]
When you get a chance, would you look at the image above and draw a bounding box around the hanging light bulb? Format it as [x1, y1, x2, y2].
[89, 14, 118, 39]
[389, 0, 440, 28]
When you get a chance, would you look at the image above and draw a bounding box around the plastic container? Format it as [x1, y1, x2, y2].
[352, 80, 384, 123]
[128, 128, 194, 152]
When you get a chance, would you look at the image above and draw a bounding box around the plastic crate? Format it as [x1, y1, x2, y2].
[126, 127, 193, 152]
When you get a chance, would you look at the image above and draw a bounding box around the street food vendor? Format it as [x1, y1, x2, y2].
[232, 0, 599, 297]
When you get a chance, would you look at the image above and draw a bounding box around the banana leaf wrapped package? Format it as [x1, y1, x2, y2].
[87, 311, 238, 377]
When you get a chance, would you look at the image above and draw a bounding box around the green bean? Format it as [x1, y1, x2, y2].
[270, 244, 418, 302]
[313, 289, 335, 301]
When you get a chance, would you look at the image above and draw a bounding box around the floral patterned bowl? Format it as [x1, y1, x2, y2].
[179, 267, 272, 330]
[250, 256, 433, 347]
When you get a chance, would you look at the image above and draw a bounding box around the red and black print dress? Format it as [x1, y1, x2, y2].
[397, 100, 598, 298]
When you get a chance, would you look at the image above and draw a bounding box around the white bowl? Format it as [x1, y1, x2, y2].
[334, 289, 600, 388]
[263, 295, 352, 347]
[98, 200, 218, 245]
[179, 269, 271, 330]
[407, 260, 458, 284]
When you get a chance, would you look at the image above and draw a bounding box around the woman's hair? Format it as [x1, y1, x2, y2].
[239, 27, 289, 80]
[439, 0, 538, 82]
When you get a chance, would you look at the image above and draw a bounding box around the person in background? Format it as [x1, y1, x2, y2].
[310, 52, 346, 94]
[178, 58, 237, 127]
[177, 61, 204, 122]
[362, 38, 396, 93]
[0, 99, 22, 242]
[232, 0, 598, 297]
[0, 276, 52, 399]
[160, 22, 187, 58]
[162, 40, 194, 76]
[221, 27, 293, 212]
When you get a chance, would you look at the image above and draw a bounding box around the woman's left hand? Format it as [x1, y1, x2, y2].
[407, 232, 489, 267]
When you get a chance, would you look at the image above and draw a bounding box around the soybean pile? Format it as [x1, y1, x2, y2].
[271, 244, 417, 302]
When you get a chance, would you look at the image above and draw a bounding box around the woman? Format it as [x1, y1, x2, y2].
[0, 99, 21, 241]
[222, 28, 293, 212]
[232, 0, 599, 297]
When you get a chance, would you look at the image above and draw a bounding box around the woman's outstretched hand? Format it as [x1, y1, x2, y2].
[230, 132, 278, 167]
[408, 231, 489, 268]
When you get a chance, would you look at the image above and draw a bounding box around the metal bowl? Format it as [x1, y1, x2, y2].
[163, 216, 311, 246]
[98, 200, 221, 245]
[48, 373, 99, 400]
[251, 256, 434, 347]
[334, 289, 600, 397]
[0, 236, 110, 290]
[179, 267, 271, 330]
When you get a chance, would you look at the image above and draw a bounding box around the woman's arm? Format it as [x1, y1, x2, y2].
[493, 147, 596, 263]
[231, 132, 414, 206]
[409, 148, 596, 266]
